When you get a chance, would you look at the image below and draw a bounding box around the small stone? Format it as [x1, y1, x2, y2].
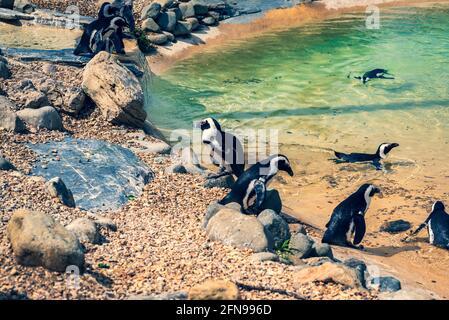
[204, 175, 234, 189]
[344, 258, 368, 287]
[93, 216, 117, 232]
[380, 219, 412, 233]
[45, 177, 76, 208]
[165, 164, 188, 174]
[188, 279, 240, 300]
[64, 88, 86, 115]
[370, 276, 401, 292]
[23, 90, 50, 109]
[309, 242, 334, 259]
[66, 218, 101, 244]
[42, 63, 56, 74]
[0, 61, 11, 79]
[161, 31, 175, 42]
[142, 18, 160, 32]
[304, 256, 335, 267]
[148, 33, 168, 45]
[0, 156, 16, 171]
[16, 106, 63, 131]
[250, 252, 279, 263]
[289, 232, 313, 259]
[202, 16, 216, 26]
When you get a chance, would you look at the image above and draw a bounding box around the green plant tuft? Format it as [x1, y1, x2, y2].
[133, 27, 153, 54]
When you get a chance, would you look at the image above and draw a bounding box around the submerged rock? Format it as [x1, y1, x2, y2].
[7, 209, 85, 272]
[380, 219, 412, 233]
[28, 138, 153, 211]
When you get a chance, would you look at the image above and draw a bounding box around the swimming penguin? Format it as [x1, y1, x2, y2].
[348, 69, 395, 84]
[403, 201, 449, 249]
[333, 142, 399, 170]
[219, 154, 294, 214]
[74, 2, 120, 56]
[90, 17, 128, 54]
[322, 184, 381, 249]
[197, 118, 245, 179]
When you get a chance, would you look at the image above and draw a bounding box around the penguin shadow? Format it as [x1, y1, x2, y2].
[362, 244, 420, 257]
[175, 34, 206, 46]
[86, 267, 114, 288]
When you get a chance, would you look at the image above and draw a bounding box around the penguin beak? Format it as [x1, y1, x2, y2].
[375, 187, 383, 198]
[285, 166, 294, 177]
[391, 143, 399, 148]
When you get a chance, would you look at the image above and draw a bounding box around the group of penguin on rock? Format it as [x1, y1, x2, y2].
[197, 117, 449, 251]
[74, 1, 135, 57]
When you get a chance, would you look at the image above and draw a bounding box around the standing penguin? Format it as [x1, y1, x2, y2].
[197, 118, 245, 179]
[322, 184, 381, 249]
[219, 154, 294, 214]
[74, 2, 120, 56]
[403, 201, 449, 249]
[333, 143, 399, 170]
[90, 17, 128, 54]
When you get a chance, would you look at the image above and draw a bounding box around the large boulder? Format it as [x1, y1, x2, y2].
[179, 2, 195, 19]
[206, 208, 273, 252]
[294, 262, 363, 289]
[257, 209, 290, 248]
[46, 177, 76, 208]
[7, 209, 85, 272]
[148, 33, 169, 45]
[192, 1, 209, 15]
[203, 201, 225, 229]
[0, 61, 11, 79]
[155, 11, 177, 32]
[0, 96, 26, 132]
[82, 51, 146, 128]
[16, 106, 63, 131]
[188, 279, 240, 300]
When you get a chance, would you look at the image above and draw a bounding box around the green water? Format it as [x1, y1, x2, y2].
[148, 4, 449, 164]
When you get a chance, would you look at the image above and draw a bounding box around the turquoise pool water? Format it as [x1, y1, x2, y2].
[148, 4, 449, 167]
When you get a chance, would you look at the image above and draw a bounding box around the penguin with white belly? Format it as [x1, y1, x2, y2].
[403, 201, 449, 249]
[219, 154, 294, 214]
[333, 143, 399, 170]
[322, 184, 381, 249]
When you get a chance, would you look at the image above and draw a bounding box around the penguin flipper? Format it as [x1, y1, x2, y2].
[353, 214, 366, 245]
[110, 32, 126, 54]
[372, 159, 383, 171]
[253, 180, 266, 209]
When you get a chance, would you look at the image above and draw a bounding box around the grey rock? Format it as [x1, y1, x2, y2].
[202, 16, 216, 26]
[46, 177, 76, 208]
[16, 106, 63, 131]
[41, 62, 56, 74]
[92, 215, 117, 232]
[304, 256, 335, 267]
[156, 11, 177, 32]
[192, 1, 209, 15]
[7, 209, 85, 272]
[82, 52, 146, 129]
[185, 17, 200, 31]
[28, 138, 153, 212]
[162, 31, 175, 42]
[204, 175, 234, 189]
[179, 2, 195, 19]
[203, 201, 225, 229]
[140, 2, 161, 20]
[289, 232, 313, 258]
[129, 291, 187, 300]
[250, 252, 279, 263]
[143, 141, 171, 154]
[380, 219, 412, 233]
[208, 10, 220, 20]
[206, 208, 273, 252]
[166, 164, 188, 174]
[153, 0, 174, 10]
[257, 209, 290, 248]
[141, 18, 160, 32]
[0, 96, 26, 132]
[66, 218, 100, 244]
[224, 202, 241, 212]
[23, 90, 50, 109]
[64, 88, 86, 115]
[0, 156, 15, 170]
[344, 258, 368, 287]
[370, 276, 401, 292]
[14, 0, 35, 14]
[173, 21, 192, 36]
[0, 61, 10, 79]
[168, 7, 182, 21]
[259, 189, 282, 213]
[148, 32, 169, 45]
[309, 242, 333, 259]
[17, 79, 35, 90]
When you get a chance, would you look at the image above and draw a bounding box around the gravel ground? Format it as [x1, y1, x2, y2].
[0, 58, 378, 300]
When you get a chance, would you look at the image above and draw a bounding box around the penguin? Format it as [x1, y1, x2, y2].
[348, 69, 395, 84]
[219, 154, 294, 214]
[197, 118, 245, 179]
[333, 142, 399, 170]
[322, 184, 381, 249]
[403, 201, 449, 249]
[90, 17, 128, 54]
[116, 0, 135, 35]
[74, 2, 120, 56]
